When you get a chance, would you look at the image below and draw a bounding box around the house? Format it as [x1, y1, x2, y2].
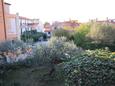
[0, 0, 9, 41]
[0, 0, 40, 41]
[44, 22, 52, 37]
[0, 0, 22, 41]
[19, 17, 39, 33]
[52, 20, 80, 31]
[93, 18, 115, 24]
[52, 21, 63, 30]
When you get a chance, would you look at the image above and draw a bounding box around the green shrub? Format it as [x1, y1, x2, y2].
[43, 33, 47, 40]
[73, 22, 115, 51]
[31, 37, 82, 65]
[88, 22, 115, 44]
[0, 40, 26, 77]
[85, 22, 115, 51]
[0, 40, 28, 64]
[64, 49, 115, 86]
[52, 29, 72, 40]
[21, 30, 45, 42]
[81, 43, 115, 51]
[29, 37, 82, 79]
[0, 40, 25, 53]
[48, 37, 82, 59]
[73, 23, 91, 47]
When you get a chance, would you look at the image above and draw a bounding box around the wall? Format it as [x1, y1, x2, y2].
[0, 0, 39, 41]
[6, 15, 17, 40]
[0, 0, 6, 41]
[4, 2, 10, 14]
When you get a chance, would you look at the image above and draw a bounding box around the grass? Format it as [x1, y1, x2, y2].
[1, 66, 64, 86]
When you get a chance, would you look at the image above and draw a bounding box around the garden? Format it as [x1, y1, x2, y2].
[21, 30, 47, 43]
[0, 22, 115, 86]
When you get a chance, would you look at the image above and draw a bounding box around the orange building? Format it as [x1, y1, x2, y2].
[0, 0, 18, 41]
[0, 0, 40, 41]
[0, 0, 6, 41]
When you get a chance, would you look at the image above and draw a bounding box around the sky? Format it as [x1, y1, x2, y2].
[4, 0, 115, 23]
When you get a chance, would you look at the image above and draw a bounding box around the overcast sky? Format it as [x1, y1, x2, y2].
[4, 0, 115, 23]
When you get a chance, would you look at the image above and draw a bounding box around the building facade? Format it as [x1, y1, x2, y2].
[0, 0, 7, 41]
[0, 0, 40, 41]
[0, 0, 21, 41]
[52, 20, 80, 31]
[44, 22, 52, 37]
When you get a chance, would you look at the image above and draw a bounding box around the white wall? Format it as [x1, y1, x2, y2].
[9, 18, 17, 33]
[37, 21, 44, 32]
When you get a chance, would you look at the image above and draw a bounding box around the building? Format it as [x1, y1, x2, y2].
[52, 20, 80, 31]
[0, 0, 8, 41]
[52, 21, 63, 30]
[0, 0, 22, 41]
[6, 14, 19, 40]
[44, 22, 52, 37]
[0, 0, 40, 41]
[19, 17, 39, 33]
[92, 18, 115, 24]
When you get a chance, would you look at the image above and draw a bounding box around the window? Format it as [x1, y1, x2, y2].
[8, 18, 17, 33]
